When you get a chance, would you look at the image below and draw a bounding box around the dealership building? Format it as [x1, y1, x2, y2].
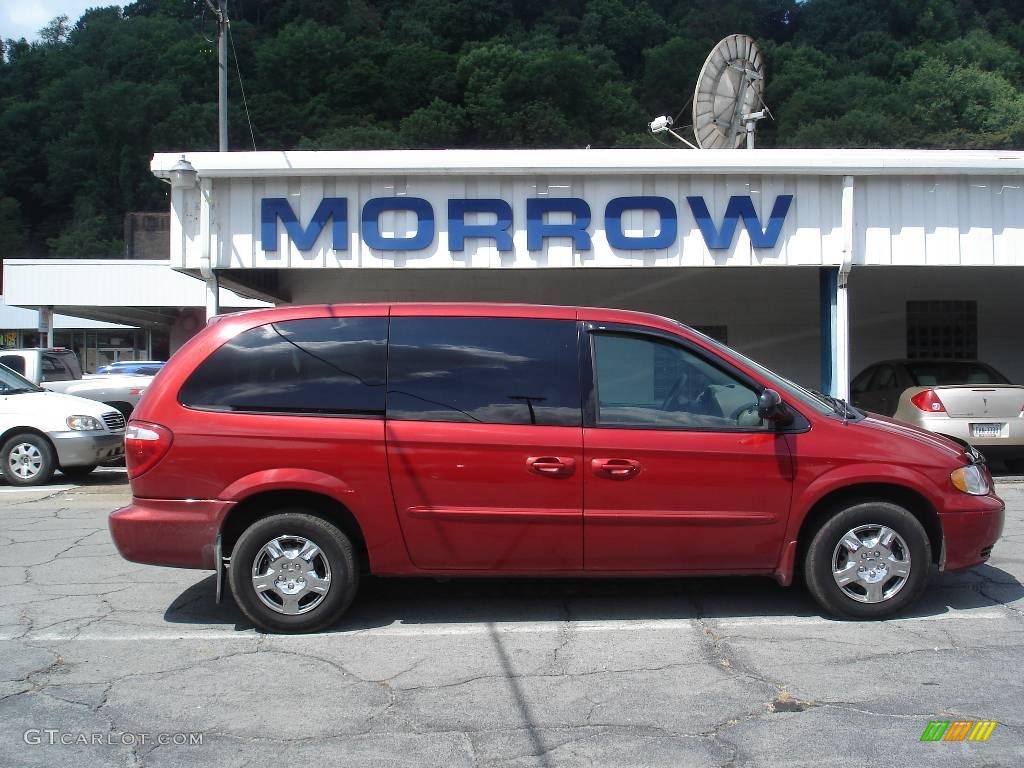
[5, 148, 1023, 395]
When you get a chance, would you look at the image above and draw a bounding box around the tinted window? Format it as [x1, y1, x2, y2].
[869, 365, 897, 390]
[387, 317, 580, 426]
[0, 355, 26, 376]
[906, 362, 1010, 386]
[592, 332, 764, 430]
[851, 367, 874, 395]
[179, 317, 388, 415]
[41, 354, 73, 382]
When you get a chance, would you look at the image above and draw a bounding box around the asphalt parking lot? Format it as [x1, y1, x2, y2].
[0, 470, 1021, 768]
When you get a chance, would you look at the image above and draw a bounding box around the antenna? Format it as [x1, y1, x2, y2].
[693, 34, 767, 149]
[648, 34, 769, 149]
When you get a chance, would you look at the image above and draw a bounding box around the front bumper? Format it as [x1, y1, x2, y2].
[48, 430, 124, 468]
[939, 493, 1005, 572]
[109, 498, 232, 569]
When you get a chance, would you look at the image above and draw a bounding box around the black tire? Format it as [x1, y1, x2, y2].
[1, 433, 56, 487]
[228, 510, 359, 633]
[804, 501, 931, 620]
[61, 464, 97, 480]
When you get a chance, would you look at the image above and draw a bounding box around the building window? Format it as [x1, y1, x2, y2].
[906, 301, 977, 360]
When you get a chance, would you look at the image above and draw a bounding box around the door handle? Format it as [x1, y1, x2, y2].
[526, 456, 576, 477]
[591, 458, 641, 479]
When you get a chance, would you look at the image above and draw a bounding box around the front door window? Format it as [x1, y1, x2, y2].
[592, 333, 765, 430]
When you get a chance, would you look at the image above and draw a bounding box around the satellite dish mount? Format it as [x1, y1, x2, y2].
[649, 34, 770, 149]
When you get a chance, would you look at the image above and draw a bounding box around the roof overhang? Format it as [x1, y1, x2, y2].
[151, 148, 1024, 179]
[2, 259, 272, 330]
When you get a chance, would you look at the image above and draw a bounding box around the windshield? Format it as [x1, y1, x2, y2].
[676, 323, 840, 417]
[906, 361, 1010, 387]
[0, 363, 43, 394]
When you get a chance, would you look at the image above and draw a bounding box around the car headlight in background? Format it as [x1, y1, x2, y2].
[950, 464, 990, 496]
[66, 415, 103, 431]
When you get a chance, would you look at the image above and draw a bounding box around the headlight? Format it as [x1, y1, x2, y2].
[950, 464, 990, 496]
[66, 415, 103, 431]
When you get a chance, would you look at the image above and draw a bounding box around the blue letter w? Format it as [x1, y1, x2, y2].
[687, 195, 793, 250]
[261, 197, 348, 251]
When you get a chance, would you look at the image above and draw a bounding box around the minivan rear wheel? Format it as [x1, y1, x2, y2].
[804, 501, 931, 619]
[228, 511, 358, 633]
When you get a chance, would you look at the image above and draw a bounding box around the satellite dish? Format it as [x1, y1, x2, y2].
[692, 34, 767, 149]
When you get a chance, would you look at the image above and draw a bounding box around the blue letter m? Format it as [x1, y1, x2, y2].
[261, 197, 348, 251]
[687, 195, 793, 250]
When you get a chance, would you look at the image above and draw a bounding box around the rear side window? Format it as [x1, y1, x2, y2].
[0, 355, 26, 376]
[906, 362, 1009, 386]
[41, 354, 74, 382]
[179, 317, 388, 416]
[387, 317, 580, 426]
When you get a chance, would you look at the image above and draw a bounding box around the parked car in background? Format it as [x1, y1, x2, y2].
[0, 348, 155, 418]
[0, 347, 81, 382]
[109, 304, 1003, 633]
[96, 361, 165, 375]
[851, 360, 1024, 471]
[0, 362, 125, 485]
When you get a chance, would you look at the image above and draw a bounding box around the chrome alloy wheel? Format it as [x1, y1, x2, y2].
[250, 535, 332, 615]
[831, 524, 911, 604]
[7, 442, 43, 481]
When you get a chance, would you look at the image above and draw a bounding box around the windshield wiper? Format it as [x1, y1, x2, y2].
[3, 387, 42, 394]
[810, 389, 855, 420]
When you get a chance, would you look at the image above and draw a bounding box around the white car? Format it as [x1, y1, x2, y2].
[0, 363, 126, 486]
[0, 348, 154, 418]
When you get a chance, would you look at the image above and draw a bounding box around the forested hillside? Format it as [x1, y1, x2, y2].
[1, 0, 1022, 257]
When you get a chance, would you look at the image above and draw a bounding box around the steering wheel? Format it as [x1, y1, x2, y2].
[729, 402, 760, 423]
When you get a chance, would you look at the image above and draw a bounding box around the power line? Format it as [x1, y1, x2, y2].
[227, 21, 256, 150]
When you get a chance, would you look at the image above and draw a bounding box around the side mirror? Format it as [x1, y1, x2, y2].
[757, 388, 793, 426]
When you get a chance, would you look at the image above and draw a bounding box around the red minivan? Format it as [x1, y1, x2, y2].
[109, 304, 1004, 633]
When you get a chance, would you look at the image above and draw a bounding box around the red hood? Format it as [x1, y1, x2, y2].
[857, 412, 966, 461]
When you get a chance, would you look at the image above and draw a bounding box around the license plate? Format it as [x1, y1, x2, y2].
[971, 423, 1004, 439]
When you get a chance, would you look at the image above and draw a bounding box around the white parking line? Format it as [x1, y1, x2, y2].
[9, 610, 1009, 642]
[0, 484, 74, 494]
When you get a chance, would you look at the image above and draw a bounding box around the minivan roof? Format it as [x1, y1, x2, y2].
[217, 302, 687, 332]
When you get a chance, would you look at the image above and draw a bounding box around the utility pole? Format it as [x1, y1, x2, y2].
[217, 0, 228, 151]
[202, 0, 227, 318]
[205, 0, 229, 151]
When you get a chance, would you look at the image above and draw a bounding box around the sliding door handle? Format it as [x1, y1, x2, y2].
[591, 458, 641, 479]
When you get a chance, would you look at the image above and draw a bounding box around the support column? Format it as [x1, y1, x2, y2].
[199, 177, 220, 320]
[819, 267, 837, 396]
[820, 176, 855, 400]
[38, 306, 54, 348]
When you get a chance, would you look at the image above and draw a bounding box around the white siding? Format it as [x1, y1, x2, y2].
[856, 176, 1024, 266]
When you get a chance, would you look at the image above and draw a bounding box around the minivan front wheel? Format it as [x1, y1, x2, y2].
[2, 433, 56, 487]
[229, 511, 358, 633]
[804, 501, 931, 619]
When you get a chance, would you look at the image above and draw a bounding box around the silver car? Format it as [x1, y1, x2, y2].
[851, 359, 1024, 471]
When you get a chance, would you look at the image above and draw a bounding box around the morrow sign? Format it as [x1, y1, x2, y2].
[261, 194, 794, 253]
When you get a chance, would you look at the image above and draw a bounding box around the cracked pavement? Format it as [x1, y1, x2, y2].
[0, 469, 1022, 767]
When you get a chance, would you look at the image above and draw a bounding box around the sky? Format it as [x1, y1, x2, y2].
[1, 1, 107, 42]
